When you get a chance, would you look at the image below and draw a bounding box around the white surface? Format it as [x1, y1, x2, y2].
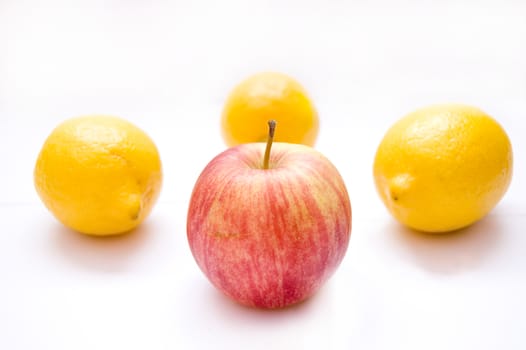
[1, 1, 526, 349]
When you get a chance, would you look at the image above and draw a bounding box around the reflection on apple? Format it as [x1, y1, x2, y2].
[187, 121, 352, 308]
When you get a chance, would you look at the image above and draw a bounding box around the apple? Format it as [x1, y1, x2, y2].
[187, 121, 352, 308]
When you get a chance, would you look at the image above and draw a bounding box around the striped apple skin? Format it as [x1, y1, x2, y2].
[187, 142, 351, 308]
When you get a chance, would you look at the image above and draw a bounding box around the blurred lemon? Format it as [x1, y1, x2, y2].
[373, 104, 513, 233]
[221, 71, 319, 146]
[34, 115, 163, 236]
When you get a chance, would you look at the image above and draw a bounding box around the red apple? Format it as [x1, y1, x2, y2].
[187, 121, 351, 308]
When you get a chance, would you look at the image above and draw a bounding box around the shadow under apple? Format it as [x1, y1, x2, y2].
[170, 274, 337, 349]
[190, 271, 333, 321]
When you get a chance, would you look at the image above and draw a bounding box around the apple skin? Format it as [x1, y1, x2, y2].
[187, 142, 352, 309]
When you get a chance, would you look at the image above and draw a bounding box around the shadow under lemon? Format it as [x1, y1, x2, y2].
[388, 212, 505, 275]
[49, 218, 159, 273]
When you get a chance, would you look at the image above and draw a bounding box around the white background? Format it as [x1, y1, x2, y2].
[1, 1, 526, 349]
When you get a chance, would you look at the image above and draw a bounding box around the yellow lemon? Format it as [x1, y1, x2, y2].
[221, 71, 319, 146]
[34, 116, 163, 236]
[373, 104, 513, 233]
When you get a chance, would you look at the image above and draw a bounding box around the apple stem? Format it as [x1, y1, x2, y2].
[263, 120, 277, 169]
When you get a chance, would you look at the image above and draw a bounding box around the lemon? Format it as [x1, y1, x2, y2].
[34, 116, 163, 236]
[373, 104, 513, 233]
[221, 71, 319, 146]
